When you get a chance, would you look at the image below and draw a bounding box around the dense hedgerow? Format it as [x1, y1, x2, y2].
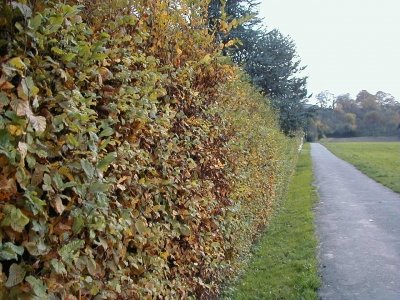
[217, 75, 299, 277]
[0, 1, 298, 299]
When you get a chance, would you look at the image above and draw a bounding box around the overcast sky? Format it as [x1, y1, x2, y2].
[258, 0, 400, 102]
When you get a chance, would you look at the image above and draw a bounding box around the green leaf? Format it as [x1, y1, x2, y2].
[25, 192, 46, 215]
[180, 224, 191, 236]
[24, 239, 49, 256]
[1, 204, 29, 232]
[0, 242, 24, 260]
[66, 133, 80, 148]
[99, 127, 113, 138]
[26, 276, 47, 298]
[89, 182, 109, 193]
[97, 152, 117, 172]
[72, 215, 85, 234]
[50, 259, 67, 275]
[21, 77, 39, 98]
[48, 15, 63, 26]
[51, 47, 64, 56]
[135, 219, 147, 235]
[62, 53, 76, 62]
[52, 172, 64, 190]
[5, 263, 26, 288]
[58, 239, 84, 265]
[30, 14, 42, 30]
[199, 54, 212, 65]
[81, 159, 94, 179]
[91, 53, 107, 61]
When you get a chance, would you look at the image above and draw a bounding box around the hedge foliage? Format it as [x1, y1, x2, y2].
[0, 1, 299, 299]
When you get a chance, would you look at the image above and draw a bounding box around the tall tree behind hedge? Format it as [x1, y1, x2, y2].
[209, 0, 309, 134]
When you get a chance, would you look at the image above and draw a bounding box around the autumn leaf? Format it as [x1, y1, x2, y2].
[8, 57, 27, 70]
[1, 204, 29, 232]
[5, 263, 26, 288]
[28, 115, 46, 133]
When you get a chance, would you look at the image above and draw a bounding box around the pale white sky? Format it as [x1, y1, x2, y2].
[258, 0, 400, 102]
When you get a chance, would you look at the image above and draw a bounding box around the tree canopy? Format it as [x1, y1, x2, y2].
[209, 0, 309, 134]
[308, 90, 400, 140]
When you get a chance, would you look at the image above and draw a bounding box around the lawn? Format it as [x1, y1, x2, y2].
[323, 142, 400, 193]
[230, 144, 320, 300]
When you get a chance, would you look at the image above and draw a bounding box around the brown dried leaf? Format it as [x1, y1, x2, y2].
[53, 195, 65, 214]
[0, 177, 17, 202]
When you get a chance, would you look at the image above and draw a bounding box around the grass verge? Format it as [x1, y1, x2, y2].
[230, 144, 320, 299]
[323, 142, 400, 193]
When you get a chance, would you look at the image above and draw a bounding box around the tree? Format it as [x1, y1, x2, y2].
[208, 1, 309, 134]
[316, 90, 335, 109]
[311, 90, 400, 139]
[243, 29, 308, 133]
[356, 90, 378, 111]
[208, 0, 263, 63]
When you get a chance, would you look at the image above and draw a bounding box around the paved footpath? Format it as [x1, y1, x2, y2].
[311, 143, 400, 300]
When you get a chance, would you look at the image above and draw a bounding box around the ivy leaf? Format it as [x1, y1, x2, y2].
[5, 263, 26, 288]
[0, 242, 24, 260]
[26, 276, 47, 298]
[58, 239, 84, 265]
[97, 152, 117, 172]
[1, 204, 29, 232]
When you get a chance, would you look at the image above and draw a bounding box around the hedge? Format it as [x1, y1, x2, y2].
[0, 1, 298, 299]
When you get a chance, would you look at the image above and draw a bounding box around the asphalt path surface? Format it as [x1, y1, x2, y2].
[311, 143, 400, 300]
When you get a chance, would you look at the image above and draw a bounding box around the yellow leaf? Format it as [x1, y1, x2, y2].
[8, 57, 26, 70]
[7, 124, 23, 136]
[58, 166, 74, 182]
[160, 251, 169, 260]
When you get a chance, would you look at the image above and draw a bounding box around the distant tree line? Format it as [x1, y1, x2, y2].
[208, 0, 309, 134]
[307, 90, 400, 141]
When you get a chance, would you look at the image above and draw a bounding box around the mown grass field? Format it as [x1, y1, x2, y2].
[323, 142, 400, 193]
[231, 144, 320, 299]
